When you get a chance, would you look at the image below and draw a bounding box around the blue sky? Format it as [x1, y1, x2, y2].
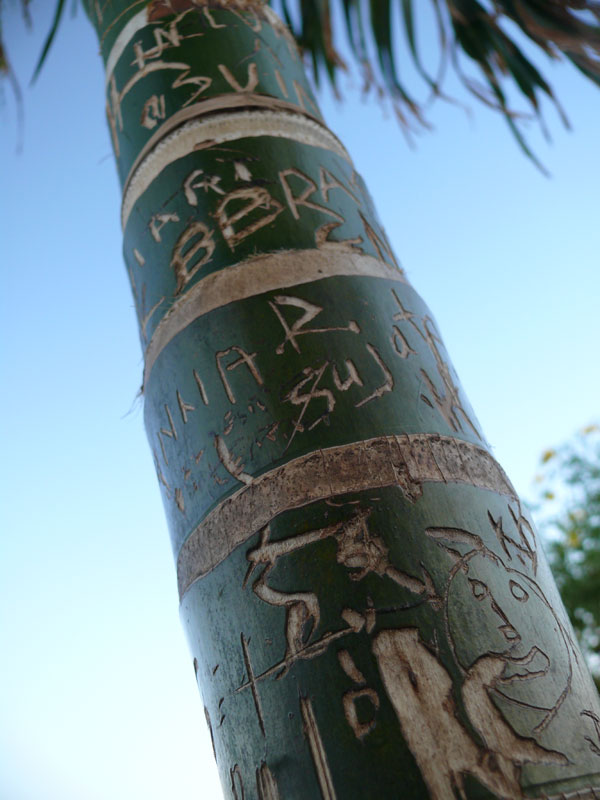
[1, 4, 598, 799]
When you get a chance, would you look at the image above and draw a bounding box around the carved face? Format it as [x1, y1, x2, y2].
[445, 550, 571, 712]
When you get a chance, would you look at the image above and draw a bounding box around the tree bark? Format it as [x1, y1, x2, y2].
[83, 2, 600, 797]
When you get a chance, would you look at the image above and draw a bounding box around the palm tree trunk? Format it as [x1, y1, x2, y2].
[83, 2, 600, 797]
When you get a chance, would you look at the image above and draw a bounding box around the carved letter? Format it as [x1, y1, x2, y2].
[133, 23, 181, 69]
[355, 344, 394, 407]
[319, 166, 359, 204]
[332, 359, 364, 391]
[280, 168, 343, 222]
[193, 369, 209, 405]
[342, 688, 380, 740]
[218, 63, 259, 92]
[171, 67, 212, 107]
[217, 187, 283, 250]
[391, 325, 415, 359]
[269, 295, 359, 355]
[160, 403, 177, 440]
[286, 363, 335, 442]
[171, 221, 215, 294]
[140, 94, 166, 129]
[183, 169, 225, 204]
[216, 347, 263, 404]
[177, 390, 195, 423]
[150, 212, 179, 243]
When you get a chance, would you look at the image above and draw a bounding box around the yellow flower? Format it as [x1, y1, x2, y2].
[541, 449, 556, 464]
[567, 530, 580, 548]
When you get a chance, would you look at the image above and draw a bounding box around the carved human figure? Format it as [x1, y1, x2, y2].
[243, 509, 434, 671]
[462, 653, 567, 792]
[426, 520, 578, 733]
[372, 628, 566, 800]
[243, 503, 578, 798]
[244, 524, 325, 667]
[365, 515, 592, 798]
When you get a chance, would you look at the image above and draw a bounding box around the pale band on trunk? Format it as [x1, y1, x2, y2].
[177, 433, 516, 598]
[143, 249, 406, 385]
[104, 8, 147, 83]
[122, 109, 351, 228]
[543, 788, 600, 800]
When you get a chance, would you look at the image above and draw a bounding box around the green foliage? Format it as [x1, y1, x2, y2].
[534, 424, 600, 684]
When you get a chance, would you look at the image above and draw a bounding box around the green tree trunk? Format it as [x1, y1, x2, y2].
[83, 2, 600, 797]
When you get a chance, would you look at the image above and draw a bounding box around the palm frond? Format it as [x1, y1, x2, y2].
[276, 0, 600, 165]
[30, 0, 66, 84]
[3, 0, 600, 165]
